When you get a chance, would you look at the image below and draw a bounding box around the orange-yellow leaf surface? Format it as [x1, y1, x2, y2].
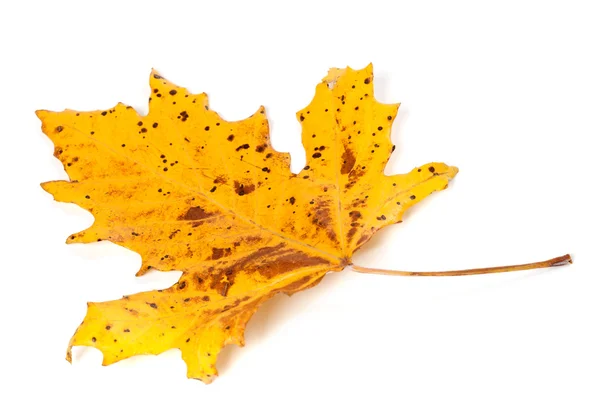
[39, 65, 458, 383]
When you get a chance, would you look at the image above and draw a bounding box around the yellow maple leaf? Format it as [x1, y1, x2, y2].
[38, 64, 458, 383]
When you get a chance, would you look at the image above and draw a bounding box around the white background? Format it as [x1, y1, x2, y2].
[1, 1, 598, 418]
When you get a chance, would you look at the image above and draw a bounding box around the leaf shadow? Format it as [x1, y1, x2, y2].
[216, 270, 345, 375]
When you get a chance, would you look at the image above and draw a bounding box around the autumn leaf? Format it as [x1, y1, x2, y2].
[38, 64, 459, 383]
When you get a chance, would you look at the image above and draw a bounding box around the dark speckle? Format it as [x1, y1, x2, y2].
[236, 144, 250, 151]
[410, 195, 416, 200]
[364, 78, 371, 84]
[312, 152, 322, 158]
[101, 111, 107, 116]
[147, 302, 158, 309]
[169, 89, 177, 95]
[153, 122, 158, 128]
[227, 134, 235, 141]
[429, 166, 435, 173]
[91, 337, 96, 342]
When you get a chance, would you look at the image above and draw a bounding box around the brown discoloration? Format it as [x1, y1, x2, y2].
[206, 244, 284, 294]
[255, 144, 266, 153]
[341, 146, 356, 175]
[244, 235, 263, 245]
[220, 281, 230, 297]
[205, 243, 328, 295]
[346, 166, 366, 190]
[256, 251, 329, 279]
[178, 206, 213, 221]
[349, 211, 362, 221]
[213, 175, 227, 184]
[211, 247, 232, 260]
[310, 199, 337, 242]
[346, 226, 358, 242]
[236, 144, 250, 152]
[234, 181, 255, 196]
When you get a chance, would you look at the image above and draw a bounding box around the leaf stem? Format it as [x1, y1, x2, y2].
[350, 254, 572, 277]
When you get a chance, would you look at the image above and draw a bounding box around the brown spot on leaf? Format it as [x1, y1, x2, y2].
[341, 147, 356, 175]
[214, 175, 227, 184]
[211, 247, 232, 260]
[178, 206, 213, 221]
[234, 181, 255, 196]
[236, 144, 250, 152]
